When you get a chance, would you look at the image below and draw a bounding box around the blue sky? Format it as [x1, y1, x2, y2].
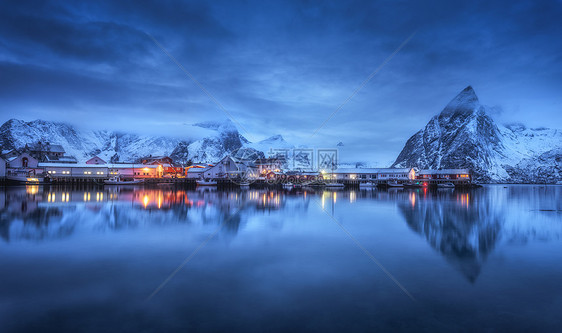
[1, 0, 561, 163]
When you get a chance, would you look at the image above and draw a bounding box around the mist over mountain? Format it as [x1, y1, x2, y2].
[392, 86, 562, 183]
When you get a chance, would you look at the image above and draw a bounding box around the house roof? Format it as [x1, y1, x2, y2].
[86, 156, 106, 164]
[39, 163, 108, 168]
[38, 163, 159, 169]
[45, 155, 78, 163]
[329, 168, 412, 174]
[187, 167, 209, 173]
[27, 143, 66, 153]
[418, 169, 470, 175]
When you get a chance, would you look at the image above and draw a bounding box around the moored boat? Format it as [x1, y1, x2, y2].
[197, 179, 218, 186]
[387, 181, 403, 188]
[437, 182, 455, 188]
[104, 177, 144, 185]
[6, 174, 45, 184]
[283, 183, 294, 189]
[359, 181, 376, 188]
[403, 181, 423, 188]
[325, 183, 345, 188]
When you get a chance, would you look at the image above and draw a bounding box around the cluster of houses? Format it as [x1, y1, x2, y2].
[0, 142, 182, 183]
[0, 141, 472, 186]
[185, 156, 472, 186]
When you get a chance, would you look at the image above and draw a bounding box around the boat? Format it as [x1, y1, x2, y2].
[325, 183, 345, 189]
[437, 182, 456, 188]
[403, 181, 422, 188]
[6, 169, 45, 184]
[387, 181, 403, 188]
[197, 179, 218, 186]
[239, 182, 250, 187]
[6, 174, 45, 184]
[359, 181, 376, 188]
[283, 183, 294, 189]
[104, 177, 144, 185]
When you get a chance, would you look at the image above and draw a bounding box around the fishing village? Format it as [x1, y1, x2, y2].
[0, 141, 472, 189]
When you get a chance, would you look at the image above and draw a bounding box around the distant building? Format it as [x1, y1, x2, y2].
[39, 163, 163, 179]
[142, 156, 183, 177]
[24, 142, 66, 161]
[324, 168, 416, 183]
[192, 156, 257, 180]
[8, 152, 39, 169]
[255, 157, 284, 175]
[86, 156, 107, 165]
[1, 149, 19, 160]
[141, 156, 174, 165]
[417, 169, 471, 185]
[44, 155, 78, 164]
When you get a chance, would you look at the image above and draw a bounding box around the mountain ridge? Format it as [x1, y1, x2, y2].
[0, 118, 282, 164]
[392, 86, 562, 183]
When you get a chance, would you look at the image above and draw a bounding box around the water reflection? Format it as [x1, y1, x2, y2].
[0, 185, 310, 242]
[2, 185, 562, 276]
[2, 185, 562, 332]
[398, 189, 502, 282]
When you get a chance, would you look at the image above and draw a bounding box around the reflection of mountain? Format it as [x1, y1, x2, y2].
[0, 187, 310, 242]
[398, 190, 503, 283]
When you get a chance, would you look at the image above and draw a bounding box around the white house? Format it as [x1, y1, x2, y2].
[8, 152, 39, 169]
[417, 169, 471, 184]
[86, 156, 106, 165]
[323, 168, 416, 182]
[39, 163, 109, 178]
[107, 164, 161, 178]
[193, 156, 257, 180]
[186, 166, 210, 179]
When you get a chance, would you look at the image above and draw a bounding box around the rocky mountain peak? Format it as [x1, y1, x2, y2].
[440, 85, 480, 118]
[392, 86, 562, 183]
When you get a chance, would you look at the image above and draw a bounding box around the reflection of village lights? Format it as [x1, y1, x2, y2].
[143, 195, 149, 208]
[26, 185, 39, 195]
[96, 193, 100, 201]
[321, 192, 326, 209]
[409, 192, 416, 207]
[157, 194, 162, 209]
[350, 191, 356, 203]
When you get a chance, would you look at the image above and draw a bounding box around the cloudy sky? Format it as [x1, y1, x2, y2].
[1, 0, 561, 164]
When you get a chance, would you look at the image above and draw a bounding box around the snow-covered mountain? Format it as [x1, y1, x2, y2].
[0, 118, 287, 164]
[392, 86, 562, 183]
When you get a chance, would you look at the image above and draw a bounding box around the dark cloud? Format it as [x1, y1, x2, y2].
[0, 0, 561, 163]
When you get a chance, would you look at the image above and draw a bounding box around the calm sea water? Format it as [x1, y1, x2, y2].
[1, 185, 561, 332]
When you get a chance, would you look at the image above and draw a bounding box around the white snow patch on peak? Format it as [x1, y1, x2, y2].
[440, 85, 480, 116]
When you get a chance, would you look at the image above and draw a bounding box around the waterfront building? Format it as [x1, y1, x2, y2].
[417, 169, 471, 185]
[322, 168, 416, 183]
